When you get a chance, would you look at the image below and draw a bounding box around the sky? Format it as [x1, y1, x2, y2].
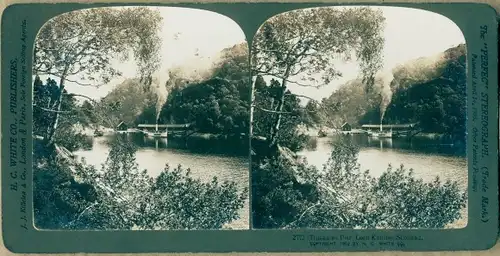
[39, 5, 465, 102]
[55, 6, 248, 100]
[282, 6, 466, 102]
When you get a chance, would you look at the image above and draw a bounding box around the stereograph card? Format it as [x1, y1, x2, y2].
[1, 0, 498, 253]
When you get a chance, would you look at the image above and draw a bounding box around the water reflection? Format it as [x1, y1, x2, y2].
[299, 134, 468, 229]
[102, 132, 249, 157]
[141, 136, 170, 150]
[366, 137, 393, 150]
[75, 132, 250, 229]
[322, 134, 466, 157]
[301, 134, 467, 188]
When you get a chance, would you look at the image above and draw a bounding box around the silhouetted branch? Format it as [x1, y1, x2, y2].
[66, 93, 97, 103]
[287, 93, 316, 101]
[283, 202, 321, 229]
[255, 106, 295, 115]
[33, 105, 74, 114]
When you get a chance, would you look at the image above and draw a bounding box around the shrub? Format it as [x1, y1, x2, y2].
[33, 159, 93, 229]
[33, 139, 97, 230]
[251, 144, 319, 228]
[367, 165, 467, 228]
[140, 165, 247, 230]
[252, 138, 467, 229]
[64, 136, 248, 230]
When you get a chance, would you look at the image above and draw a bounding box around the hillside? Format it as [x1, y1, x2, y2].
[158, 42, 250, 135]
[96, 78, 159, 127]
[96, 42, 250, 132]
[319, 44, 466, 140]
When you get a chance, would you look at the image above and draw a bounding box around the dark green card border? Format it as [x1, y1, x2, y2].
[1, 1, 498, 253]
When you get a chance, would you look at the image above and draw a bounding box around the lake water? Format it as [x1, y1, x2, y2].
[73, 133, 250, 230]
[298, 134, 468, 228]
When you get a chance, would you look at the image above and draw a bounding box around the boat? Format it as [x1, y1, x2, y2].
[143, 123, 169, 138]
[368, 124, 393, 138]
[144, 131, 169, 138]
[370, 131, 393, 138]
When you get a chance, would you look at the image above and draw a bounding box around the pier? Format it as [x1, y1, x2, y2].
[136, 123, 193, 138]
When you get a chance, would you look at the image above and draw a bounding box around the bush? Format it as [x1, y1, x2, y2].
[63, 136, 248, 230]
[33, 139, 97, 230]
[367, 165, 467, 228]
[140, 165, 247, 230]
[251, 143, 319, 228]
[252, 138, 467, 229]
[54, 129, 93, 151]
[33, 159, 94, 229]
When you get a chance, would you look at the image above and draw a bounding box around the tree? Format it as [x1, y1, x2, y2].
[159, 43, 251, 135]
[98, 78, 160, 127]
[80, 100, 98, 126]
[382, 44, 467, 141]
[288, 138, 467, 229]
[319, 78, 383, 127]
[162, 77, 249, 135]
[253, 78, 310, 151]
[252, 137, 467, 229]
[33, 76, 93, 151]
[34, 7, 163, 144]
[63, 136, 248, 230]
[316, 43, 467, 140]
[251, 6, 385, 146]
[303, 100, 321, 126]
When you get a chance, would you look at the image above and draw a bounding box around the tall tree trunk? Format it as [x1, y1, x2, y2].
[46, 67, 68, 145]
[249, 75, 257, 139]
[268, 66, 291, 147]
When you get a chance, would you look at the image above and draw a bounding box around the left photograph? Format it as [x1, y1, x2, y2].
[32, 6, 250, 230]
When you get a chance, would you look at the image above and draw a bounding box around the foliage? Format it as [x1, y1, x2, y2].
[34, 7, 162, 83]
[35, 136, 248, 230]
[140, 165, 247, 230]
[252, 6, 385, 86]
[97, 78, 159, 127]
[302, 100, 322, 126]
[364, 165, 467, 228]
[384, 44, 467, 141]
[161, 78, 249, 134]
[317, 44, 467, 141]
[80, 100, 98, 125]
[252, 138, 467, 229]
[33, 139, 97, 229]
[319, 78, 383, 128]
[33, 7, 163, 143]
[252, 76, 310, 151]
[33, 76, 92, 151]
[212, 43, 251, 104]
[134, 101, 159, 125]
[159, 44, 250, 135]
[251, 139, 319, 228]
[251, 6, 385, 146]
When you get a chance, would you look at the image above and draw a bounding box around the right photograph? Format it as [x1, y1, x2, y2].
[250, 6, 468, 230]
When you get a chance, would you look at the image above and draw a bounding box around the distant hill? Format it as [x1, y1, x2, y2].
[97, 42, 250, 131]
[158, 42, 250, 135]
[165, 42, 249, 92]
[390, 44, 466, 91]
[318, 44, 466, 140]
[96, 79, 159, 127]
